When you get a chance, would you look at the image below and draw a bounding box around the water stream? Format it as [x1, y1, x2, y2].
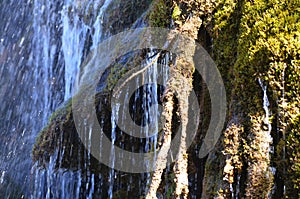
[31, 0, 116, 198]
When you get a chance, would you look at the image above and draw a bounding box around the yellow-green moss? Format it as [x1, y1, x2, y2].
[148, 0, 171, 27]
[206, 0, 300, 197]
[236, 2, 300, 197]
[171, 3, 181, 21]
[106, 64, 128, 91]
[286, 114, 300, 197]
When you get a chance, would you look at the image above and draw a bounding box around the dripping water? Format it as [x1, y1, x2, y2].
[258, 77, 274, 198]
[258, 78, 273, 153]
[31, 0, 112, 198]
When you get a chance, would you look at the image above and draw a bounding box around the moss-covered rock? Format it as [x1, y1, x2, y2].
[32, 48, 147, 167]
[286, 114, 300, 198]
[147, 0, 172, 28]
[32, 49, 163, 198]
[203, 0, 300, 198]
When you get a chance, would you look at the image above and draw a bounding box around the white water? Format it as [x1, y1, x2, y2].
[0, 0, 173, 197]
[258, 78, 272, 150]
[31, 0, 113, 198]
[258, 78, 274, 198]
[61, 4, 88, 100]
[0, 1, 60, 197]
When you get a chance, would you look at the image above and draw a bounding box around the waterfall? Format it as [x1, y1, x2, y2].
[0, 0, 58, 197]
[0, 0, 173, 198]
[61, 3, 87, 100]
[30, 0, 116, 198]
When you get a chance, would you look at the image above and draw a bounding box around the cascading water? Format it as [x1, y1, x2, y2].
[0, 0, 60, 197]
[1, 0, 169, 198]
[31, 0, 116, 198]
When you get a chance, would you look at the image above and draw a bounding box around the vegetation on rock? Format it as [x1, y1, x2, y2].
[203, 0, 300, 198]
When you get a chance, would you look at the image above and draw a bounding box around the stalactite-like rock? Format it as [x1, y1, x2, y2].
[146, 90, 174, 199]
[245, 115, 273, 199]
[146, 0, 206, 197]
[223, 122, 243, 196]
[171, 36, 197, 199]
[172, 75, 191, 199]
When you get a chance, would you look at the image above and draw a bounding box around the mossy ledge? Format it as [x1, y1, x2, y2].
[32, 49, 145, 169]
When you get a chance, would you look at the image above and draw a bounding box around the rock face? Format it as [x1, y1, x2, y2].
[32, 0, 300, 198]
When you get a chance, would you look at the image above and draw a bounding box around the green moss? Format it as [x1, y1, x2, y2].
[49, 99, 72, 122]
[202, 137, 227, 198]
[148, 0, 171, 27]
[235, 0, 300, 113]
[286, 114, 300, 197]
[212, 0, 242, 102]
[103, 0, 152, 34]
[206, 0, 300, 197]
[165, 172, 176, 199]
[171, 3, 181, 21]
[105, 51, 145, 92]
[106, 64, 128, 91]
[235, 2, 300, 197]
[32, 99, 73, 163]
